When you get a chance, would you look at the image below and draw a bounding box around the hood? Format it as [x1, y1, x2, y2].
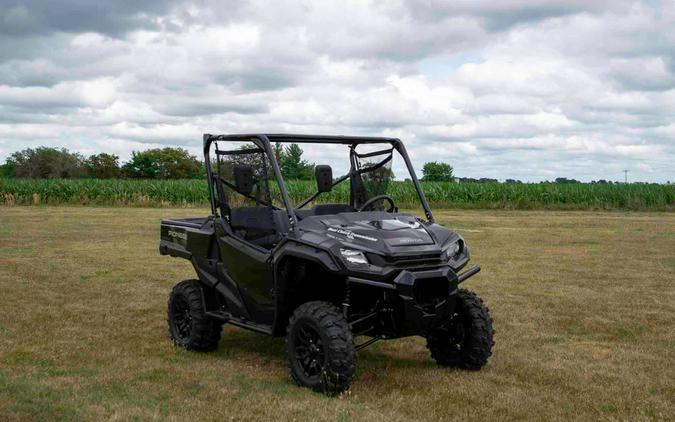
[296, 211, 453, 255]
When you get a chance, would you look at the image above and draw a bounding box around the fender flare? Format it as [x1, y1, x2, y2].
[270, 241, 343, 335]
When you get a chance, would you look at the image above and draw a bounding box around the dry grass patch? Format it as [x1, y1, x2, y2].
[0, 207, 673, 420]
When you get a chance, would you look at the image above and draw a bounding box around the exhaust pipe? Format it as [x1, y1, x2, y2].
[457, 264, 481, 284]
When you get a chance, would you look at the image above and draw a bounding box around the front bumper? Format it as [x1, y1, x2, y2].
[394, 267, 458, 336]
[347, 264, 481, 337]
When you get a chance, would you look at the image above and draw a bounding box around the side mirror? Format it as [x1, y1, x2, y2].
[315, 165, 333, 193]
[233, 164, 255, 195]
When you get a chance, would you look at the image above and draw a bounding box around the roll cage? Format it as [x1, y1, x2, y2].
[202, 133, 435, 229]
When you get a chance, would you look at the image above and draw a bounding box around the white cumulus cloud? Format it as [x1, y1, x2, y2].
[0, 0, 673, 182]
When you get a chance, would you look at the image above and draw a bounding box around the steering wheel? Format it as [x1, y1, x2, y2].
[357, 194, 396, 212]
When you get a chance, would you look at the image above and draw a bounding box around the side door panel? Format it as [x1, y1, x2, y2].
[215, 223, 274, 325]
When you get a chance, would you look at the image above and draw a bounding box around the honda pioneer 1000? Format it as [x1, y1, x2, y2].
[160, 134, 494, 394]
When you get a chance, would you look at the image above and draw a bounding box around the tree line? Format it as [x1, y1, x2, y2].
[0, 144, 317, 181]
[1, 145, 641, 184]
[0, 147, 200, 179]
[1, 144, 440, 181]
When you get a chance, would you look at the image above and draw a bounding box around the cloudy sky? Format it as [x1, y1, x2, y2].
[0, 0, 673, 182]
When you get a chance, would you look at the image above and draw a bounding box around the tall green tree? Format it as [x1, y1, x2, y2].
[155, 147, 202, 179]
[122, 147, 201, 179]
[280, 143, 314, 180]
[422, 161, 454, 182]
[121, 150, 160, 179]
[273, 142, 284, 163]
[8, 147, 84, 179]
[84, 153, 120, 179]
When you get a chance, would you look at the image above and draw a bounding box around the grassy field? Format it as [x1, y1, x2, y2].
[2, 178, 673, 210]
[0, 206, 673, 421]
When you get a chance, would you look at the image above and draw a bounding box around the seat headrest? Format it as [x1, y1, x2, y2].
[233, 164, 255, 195]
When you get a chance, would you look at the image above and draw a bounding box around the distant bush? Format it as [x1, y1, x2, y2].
[0, 162, 14, 178]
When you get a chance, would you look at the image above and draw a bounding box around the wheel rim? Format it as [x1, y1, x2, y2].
[172, 297, 193, 340]
[448, 313, 467, 351]
[293, 322, 325, 378]
[434, 311, 468, 351]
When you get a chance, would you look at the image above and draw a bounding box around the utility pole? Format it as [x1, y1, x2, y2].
[623, 169, 629, 184]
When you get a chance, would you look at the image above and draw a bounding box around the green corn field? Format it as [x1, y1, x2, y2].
[0, 178, 673, 210]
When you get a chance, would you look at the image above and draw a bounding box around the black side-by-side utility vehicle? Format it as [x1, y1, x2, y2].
[160, 134, 494, 394]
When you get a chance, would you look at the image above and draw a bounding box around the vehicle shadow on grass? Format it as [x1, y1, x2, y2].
[216, 327, 286, 364]
[215, 327, 438, 387]
[359, 349, 436, 369]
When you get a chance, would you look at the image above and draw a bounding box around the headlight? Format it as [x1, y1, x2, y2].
[442, 240, 463, 260]
[340, 248, 368, 266]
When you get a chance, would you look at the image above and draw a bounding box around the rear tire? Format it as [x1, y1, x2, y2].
[285, 301, 357, 395]
[426, 288, 494, 370]
[167, 280, 221, 351]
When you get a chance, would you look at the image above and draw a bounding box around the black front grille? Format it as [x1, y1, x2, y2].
[386, 253, 441, 263]
[367, 252, 442, 267]
[413, 276, 450, 307]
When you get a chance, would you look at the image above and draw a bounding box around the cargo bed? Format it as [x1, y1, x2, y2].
[159, 217, 215, 260]
[161, 217, 210, 229]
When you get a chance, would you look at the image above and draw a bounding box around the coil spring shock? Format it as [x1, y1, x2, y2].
[342, 281, 351, 318]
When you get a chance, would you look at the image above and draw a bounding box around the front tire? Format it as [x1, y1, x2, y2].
[167, 280, 221, 351]
[285, 301, 357, 395]
[426, 289, 494, 370]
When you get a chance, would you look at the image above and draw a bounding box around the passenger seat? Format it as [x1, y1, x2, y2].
[230, 206, 281, 248]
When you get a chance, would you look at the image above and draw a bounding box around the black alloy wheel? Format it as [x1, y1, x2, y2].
[426, 288, 494, 370]
[293, 321, 326, 378]
[167, 280, 222, 351]
[171, 295, 193, 341]
[285, 301, 357, 395]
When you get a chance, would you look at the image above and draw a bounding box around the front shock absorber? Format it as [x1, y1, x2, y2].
[342, 281, 351, 318]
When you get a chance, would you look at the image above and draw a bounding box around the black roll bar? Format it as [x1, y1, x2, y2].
[202, 134, 435, 224]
